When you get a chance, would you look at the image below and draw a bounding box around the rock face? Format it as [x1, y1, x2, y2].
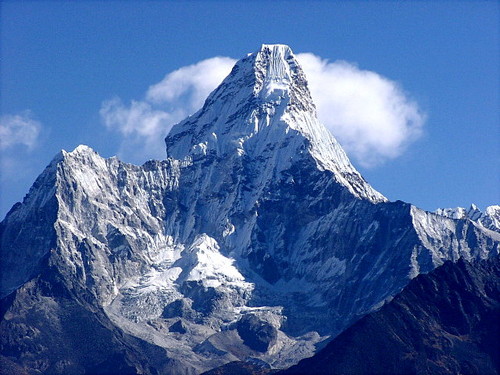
[1, 44, 499, 374]
[281, 256, 500, 375]
[236, 314, 278, 353]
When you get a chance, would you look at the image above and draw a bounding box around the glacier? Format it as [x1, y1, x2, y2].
[1, 44, 498, 375]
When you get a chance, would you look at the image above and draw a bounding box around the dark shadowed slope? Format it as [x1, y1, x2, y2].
[281, 256, 500, 375]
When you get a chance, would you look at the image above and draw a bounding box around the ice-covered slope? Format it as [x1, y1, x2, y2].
[1, 44, 499, 375]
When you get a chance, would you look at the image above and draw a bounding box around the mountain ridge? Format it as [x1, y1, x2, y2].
[280, 256, 500, 375]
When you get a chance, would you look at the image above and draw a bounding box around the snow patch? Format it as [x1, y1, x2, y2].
[176, 234, 253, 290]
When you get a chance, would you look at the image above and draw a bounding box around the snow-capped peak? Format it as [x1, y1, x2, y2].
[254, 44, 296, 99]
[435, 207, 467, 220]
[435, 204, 500, 231]
[165, 44, 385, 203]
[257, 44, 293, 81]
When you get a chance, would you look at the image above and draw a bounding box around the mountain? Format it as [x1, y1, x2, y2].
[1, 44, 499, 375]
[435, 204, 500, 232]
[280, 256, 500, 375]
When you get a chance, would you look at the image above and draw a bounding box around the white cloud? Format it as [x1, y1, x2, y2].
[147, 56, 237, 111]
[0, 111, 42, 151]
[0, 111, 45, 217]
[101, 52, 424, 166]
[100, 98, 179, 162]
[101, 57, 236, 162]
[296, 53, 425, 167]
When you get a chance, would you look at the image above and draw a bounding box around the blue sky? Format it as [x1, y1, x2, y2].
[1, 1, 498, 219]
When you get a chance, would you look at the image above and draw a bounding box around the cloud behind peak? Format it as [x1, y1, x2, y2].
[297, 53, 425, 167]
[100, 52, 425, 166]
[0, 111, 42, 151]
